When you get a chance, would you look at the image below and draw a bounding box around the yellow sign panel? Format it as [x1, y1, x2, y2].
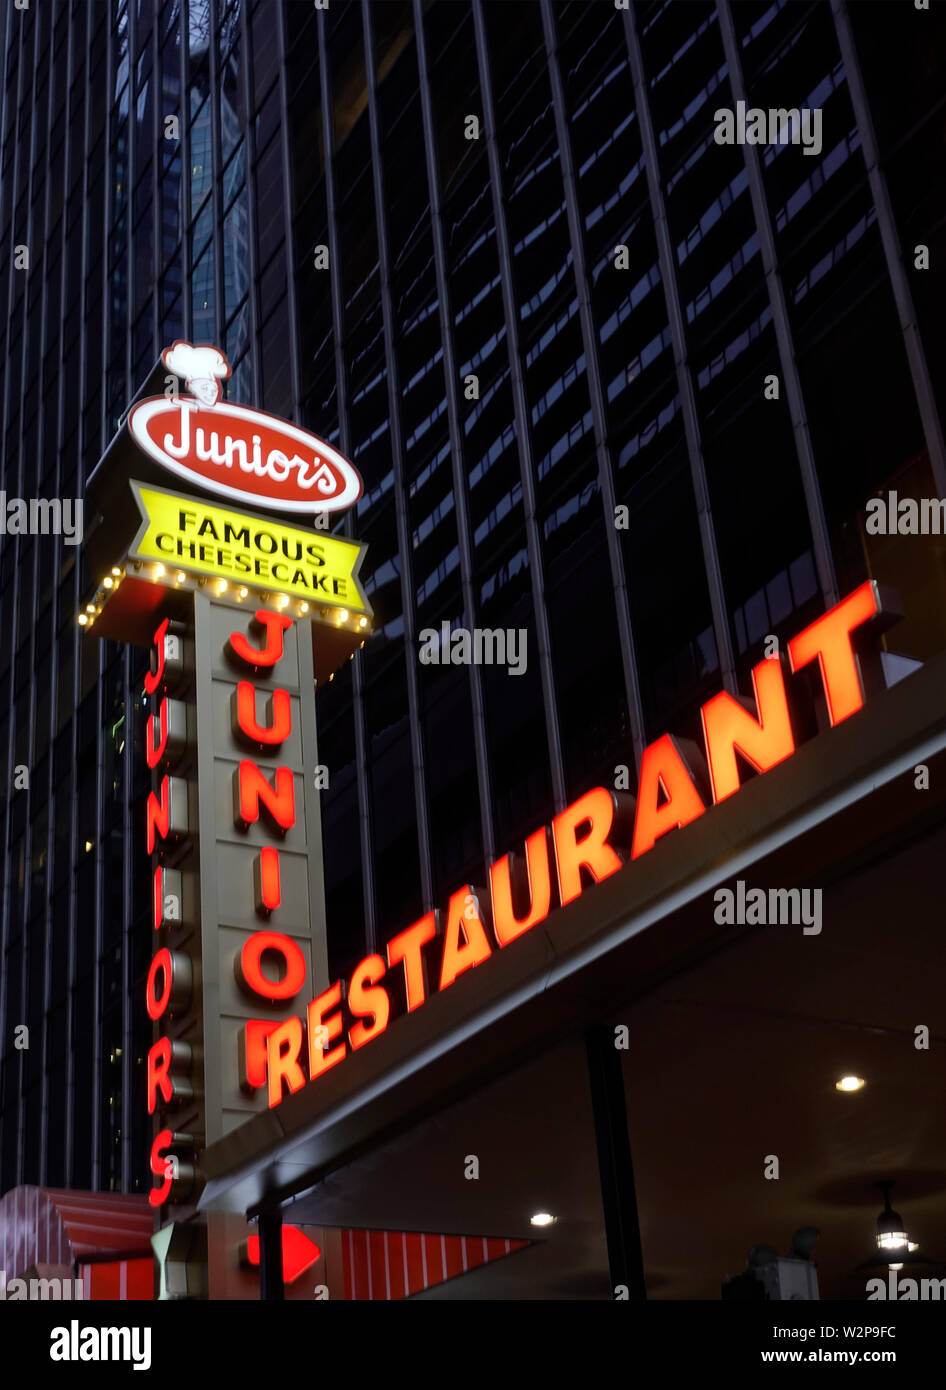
[129, 481, 371, 614]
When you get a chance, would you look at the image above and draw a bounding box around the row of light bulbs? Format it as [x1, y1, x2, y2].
[77, 565, 125, 625]
[78, 561, 370, 633]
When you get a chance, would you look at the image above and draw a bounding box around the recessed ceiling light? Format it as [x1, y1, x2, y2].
[530, 1212, 556, 1228]
[835, 1075, 865, 1093]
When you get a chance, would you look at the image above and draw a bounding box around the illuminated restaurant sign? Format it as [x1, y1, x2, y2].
[128, 483, 370, 611]
[255, 581, 892, 1109]
[145, 601, 321, 1209]
[81, 342, 895, 1292]
[128, 342, 362, 514]
[80, 342, 370, 1293]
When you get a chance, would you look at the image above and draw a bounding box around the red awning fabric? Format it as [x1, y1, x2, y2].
[0, 1186, 153, 1276]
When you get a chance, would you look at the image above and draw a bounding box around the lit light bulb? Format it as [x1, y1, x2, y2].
[176, 571, 187, 584]
[530, 1212, 556, 1228]
[338, 609, 349, 623]
[358, 616, 368, 628]
[78, 614, 88, 626]
[238, 587, 248, 599]
[103, 576, 114, 589]
[835, 1076, 865, 1093]
[877, 1232, 909, 1250]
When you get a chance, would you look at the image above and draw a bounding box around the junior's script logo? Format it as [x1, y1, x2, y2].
[128, 341, 363, 516]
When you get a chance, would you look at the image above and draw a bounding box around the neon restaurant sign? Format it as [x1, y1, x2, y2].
[81, 343, 371, 1295]
[81, 341, 896, 1292]
[253, 579, 893, 1109]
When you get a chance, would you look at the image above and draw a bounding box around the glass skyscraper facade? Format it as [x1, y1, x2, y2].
[1, 0, 944, 1219]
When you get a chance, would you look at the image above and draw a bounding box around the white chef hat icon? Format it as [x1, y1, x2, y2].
[162, 341, 231, 407]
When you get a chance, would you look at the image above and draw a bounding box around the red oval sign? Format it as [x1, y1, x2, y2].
[126, 343, 363, 516]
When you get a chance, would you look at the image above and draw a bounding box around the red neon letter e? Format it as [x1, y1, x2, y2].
[307, 982, 346, 1079]
[347, 955, 390, 1051]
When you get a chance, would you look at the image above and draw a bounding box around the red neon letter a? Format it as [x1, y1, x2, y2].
[631, 734, 705, 859]
[438, 887, 492, 991]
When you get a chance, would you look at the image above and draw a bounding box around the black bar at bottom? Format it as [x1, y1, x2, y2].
[585, 1023, 647, 1299]
[259, 1209, 284, 1301]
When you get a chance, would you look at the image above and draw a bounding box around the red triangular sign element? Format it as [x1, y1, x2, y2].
[246, 1225, 321, 1284]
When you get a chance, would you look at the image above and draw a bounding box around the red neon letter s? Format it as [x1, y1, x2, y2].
[386, 912, 437, 1012]
[347, 955, 390, 1050]
[149, 1130, 174, 1208]
[229, 610, 292, 669]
